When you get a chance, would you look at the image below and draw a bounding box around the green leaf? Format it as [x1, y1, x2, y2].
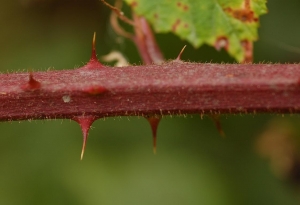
[124, 0, 267, 62]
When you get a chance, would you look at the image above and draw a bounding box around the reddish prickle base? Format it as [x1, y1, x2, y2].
[21, 72, 41, 91]
[73, 116, 97, 160]
[80, 32, 105, 70]
[83, 85, 107, 95]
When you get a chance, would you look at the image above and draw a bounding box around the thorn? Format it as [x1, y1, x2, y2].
[72, 115, 97, 160]
[91, 32, 97, 61]
[209, 114, 225, 137]
[176, 45, 187, 60]
[21, 72, 41, 91]
[80, 32, 104, 70]
[145, 115, 162, 154]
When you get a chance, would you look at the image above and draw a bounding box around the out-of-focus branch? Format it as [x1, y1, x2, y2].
[103, 0, 164, 64]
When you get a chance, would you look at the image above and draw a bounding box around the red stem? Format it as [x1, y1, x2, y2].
[133, 15, 164, 64]
[1, 62, 300, 121]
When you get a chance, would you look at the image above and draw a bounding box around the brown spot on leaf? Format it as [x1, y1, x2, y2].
[224, 0, 257, 23]
[131, 1, 138, 7]
[224, 7, 255, 22]
[21, 72, 41, 91]
[241, 40, 253, 63]
[172, 19, 181, 32]
[154, 13, 159, 19]
[214, 36, 229, 51]
[177, 2, 189, 11]
[244, 0, 250, 10]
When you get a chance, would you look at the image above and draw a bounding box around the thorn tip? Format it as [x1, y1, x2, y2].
[80, 144, 85, 160]
[73, 116, 97, 160]
[176, 45, 187, 60]
[93, 32, 96, 50]
[153, 146, 157, 155]
[91, 32, 97, 61]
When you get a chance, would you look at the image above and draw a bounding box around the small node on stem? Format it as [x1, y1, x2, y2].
[145, 115, 162, 154]
[73, 115, 98, 160]
[21, 72, 41, 91]
[101, 0, 135, 27]
[83, 85, 107, 95]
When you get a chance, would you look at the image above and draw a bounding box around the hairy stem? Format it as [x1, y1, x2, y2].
[1, 62, 300, 122]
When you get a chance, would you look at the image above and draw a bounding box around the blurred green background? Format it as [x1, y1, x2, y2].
[1, 0, 300, 204]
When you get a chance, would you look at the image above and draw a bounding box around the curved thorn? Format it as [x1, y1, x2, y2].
[176, 45, 187, 60]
